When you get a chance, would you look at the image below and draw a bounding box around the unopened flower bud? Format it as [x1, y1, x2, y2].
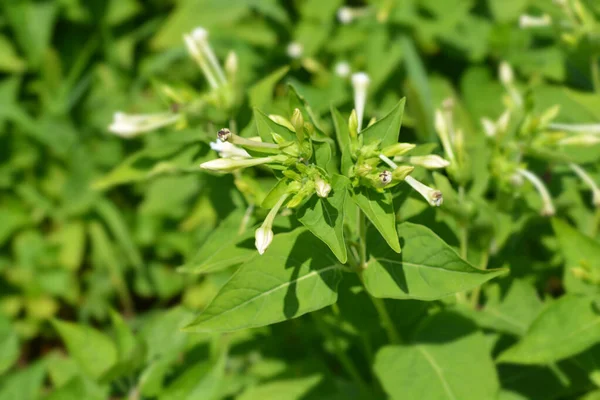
[351, 72, 370, 132]
[334, 61, 351, 78]
[291, 108, 305, 143]
[519, 14, 552, 29]
[405, 176, 443, 207]
[269, 115, 295, 132]
[499, 62, 514, 86]
[200, 155, 282, 173]
[337, 7, 354, 24]
[408, 155, 451, 169]
[255, 224, 274, 255]
[481, 118, 497, 137]
[315, 176, 332, 198]
[349, 110, 358, 139]
[209, 141, 250, 159]
[109, 112, 182, 138]
[382, 143, 415, 157]
[287, 42, 303, 59]
[225, 51, 238, 80]
[218, 128, 232, 142]
[392, 165, 414, 181]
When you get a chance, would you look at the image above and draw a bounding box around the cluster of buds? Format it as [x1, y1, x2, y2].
[483, 62, 600, 215]
[108, 26, 237, 139]
[519, 0, 599, 46]
[348, 72, 446, 206]
[200, 110, 332, 254]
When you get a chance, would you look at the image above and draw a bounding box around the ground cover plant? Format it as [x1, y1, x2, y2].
[1, 0, 600, 399]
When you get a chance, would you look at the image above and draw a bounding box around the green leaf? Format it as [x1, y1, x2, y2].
[331, 106, 354, 176]
[361, 98, 406, 148]
[552, 218, 600, 295]
[237, 375, 322, 400]
[52, 320, 118, 380]
[178, 209, 256, 274]
[375, 311, 499, 400]
[298, 175, 349, 263]
[0, 316, 19, 375]
[351, 187, 400, 253]
[363, 222, 507, 300]
[249, 66, 290, 110]
[254, 108, 295, 143]
[185, 229, 344, 332]
[312, 140, 338, 175]
[498, 295, 600, 365]
[0, 361, 46, 400]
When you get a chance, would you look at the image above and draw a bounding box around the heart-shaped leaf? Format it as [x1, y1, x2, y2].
[363, 222, 506, 300]
[185, 229, 344, 332]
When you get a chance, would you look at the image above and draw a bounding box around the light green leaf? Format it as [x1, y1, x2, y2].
[178, 209, 256, 274]
[185, 229, 344, 332]
[249, 66, 290, 110]
[375, 311, 500, 400]
[361, 98, 406, 148]
[254, 108, 296, 143]
[237, 375, 322, 400]
[351, 187, 400, 252]
[298, 175, 349, 263]
[331, 106, 354, 176]
[363, 222, 507, 300]
[52, 320, 118, 380]
[498, 295, 600, 365]
[0, 316, 19, 375]
[0, 361, 46, 400]
[552, 218, 600, 295]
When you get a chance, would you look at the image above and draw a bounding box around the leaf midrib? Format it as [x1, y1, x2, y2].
[196, 264, 342, 325]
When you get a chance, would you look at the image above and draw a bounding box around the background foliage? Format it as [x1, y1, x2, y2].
[1, 0, 600, 399]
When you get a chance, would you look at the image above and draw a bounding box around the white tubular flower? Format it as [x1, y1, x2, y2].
[434, 109, 456, 163]
[334, 61, 351, 78]
[497, 110, 511, 133]
[570, 163, 600, 207]
[519, 14, 552, 28]
[481, 118, 497, 137]
[548, 123, 600, 134]
[499, 61, 514, 87]
[315, 176, 332, 198]
[200, 155, 281, 173]
[183, 27, 226, 89]
[516, 168, 555, 216]
[225, 51, 238, 80]
[109, 112, 181, 138]
[286, 42, 304, 59]
[351, 72, 370, 132]
[405, 176, 443, 207]
[407, 155, 451, 169]
[209, 141, 250, 159]
[558, 134, 600, 146]
[255, 193, 289, 255]
[337, 7, 354, 24]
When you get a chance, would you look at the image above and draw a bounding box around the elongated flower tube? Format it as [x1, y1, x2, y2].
[183, 27, 225, 89]
[405, 176, 444, 207]
[217, 128, 279, 151]
[434, 110, 456, 164]
[351, 72, 370, 132]
[516, 168, 555, 216]
[569, 163, 600, 207]
[334, 61, 351, 78]
[109, 112, 182, 138]
[397, 155, 450, 169]
[336, 6, 369, 24]
[548, 123, 600, 134]
[519, 14, 552, 28]
[209, 141, 250, 159]
[200, 155, 285, 173]
[255, 193, 290, 255]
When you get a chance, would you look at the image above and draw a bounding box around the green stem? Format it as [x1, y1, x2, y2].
[357, 211, 402, 345]
[312, 312, 372, 398]
[456, 186, 469, 305]
[590, 208, 600, 238]
[470, 249, 490, 308]
[591, 54, 600, 94]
